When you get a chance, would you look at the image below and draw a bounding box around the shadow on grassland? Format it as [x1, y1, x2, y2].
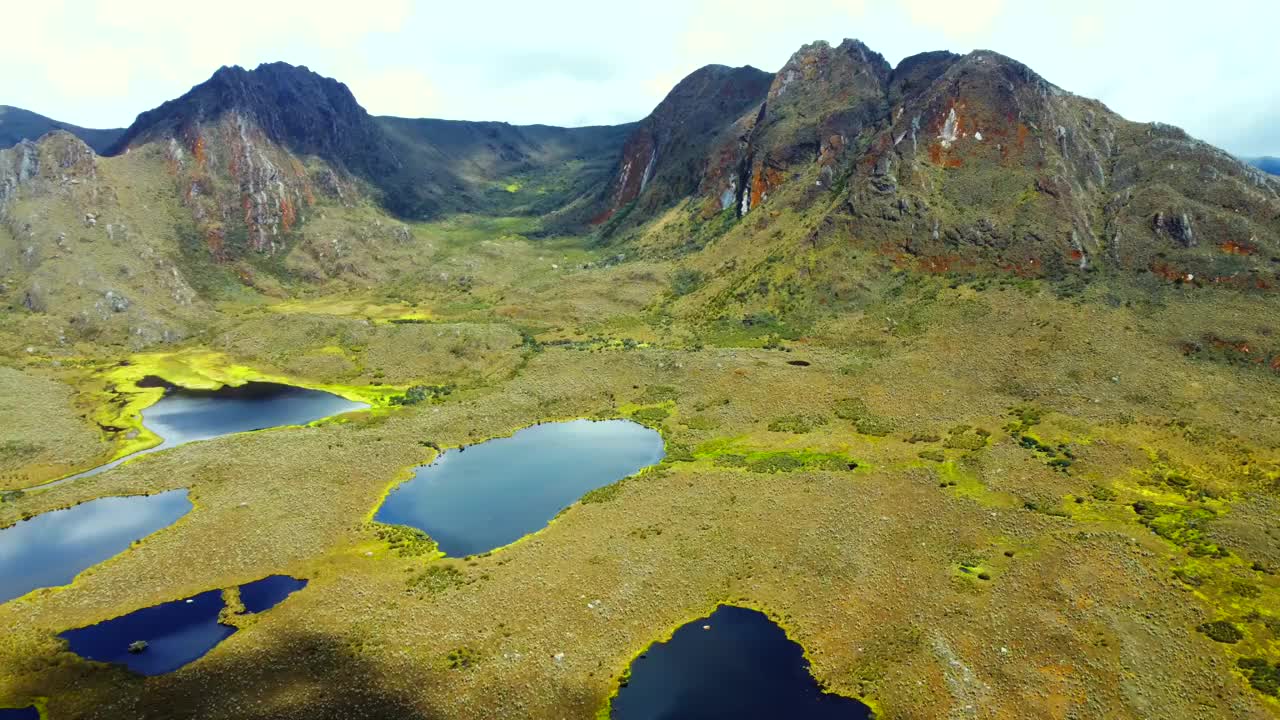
[23, 627, 599, 719]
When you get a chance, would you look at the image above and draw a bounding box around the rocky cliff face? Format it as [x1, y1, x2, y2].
[698, 40, 891, 219]
[108, 63, 386, 259]
[834, 49, 1280, 283]
[592, 64, 773, 226]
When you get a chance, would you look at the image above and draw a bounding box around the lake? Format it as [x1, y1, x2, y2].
[60, 575, 307, 675]
[611, 605, 873, 719]
[0, 489, 192, 604]
[375, 419, 664, 556]
[40, 380, 367, 488]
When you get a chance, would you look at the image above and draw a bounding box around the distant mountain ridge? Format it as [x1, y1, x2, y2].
[1245, 156, 1280, 176]
[0, 105, 123, 154]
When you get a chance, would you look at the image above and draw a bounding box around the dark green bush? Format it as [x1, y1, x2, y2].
[1198, 620, 1244, 644]
[409, 564, 465, 594]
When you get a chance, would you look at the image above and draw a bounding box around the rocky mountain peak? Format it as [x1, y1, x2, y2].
[108, 62, 385, 165]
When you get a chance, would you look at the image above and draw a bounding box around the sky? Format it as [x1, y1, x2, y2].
[3, 0, 1277, 156]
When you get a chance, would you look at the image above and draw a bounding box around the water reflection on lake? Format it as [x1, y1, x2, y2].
[0, 489, 191, 604]
[376, 419, 664, 556]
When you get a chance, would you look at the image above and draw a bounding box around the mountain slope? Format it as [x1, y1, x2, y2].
[0, 105, 124, 154]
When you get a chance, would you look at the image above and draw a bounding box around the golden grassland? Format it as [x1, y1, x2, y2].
[2, 258, 1279, 719]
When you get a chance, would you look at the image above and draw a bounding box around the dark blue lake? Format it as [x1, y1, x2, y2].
[0, 707, 39, 719]
[0, 489, 192, 604]
[60, 575, 307, 675]
[375, 419, 664, 556]
[239, 574, 308, 614]
[46, 380, 367, 487]
[612, 605, 873, 720]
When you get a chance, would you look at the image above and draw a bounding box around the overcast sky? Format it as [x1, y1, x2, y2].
[4, 0, 1277, 156]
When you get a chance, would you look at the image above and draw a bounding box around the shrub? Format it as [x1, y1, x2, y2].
[374, 523, 438, 557]
[944, 429, 988, 450]
[1089, 484, 1117, 501]
[1238, 657, 1280, 696]
[918, 450, 945, 463]
[1228, 580, 1262, 599]
[447, 647, 478, 670]
[637, 385, 680, 403]
[1197, 620, 1244, 644]
[665, 443, 695, 462]
[681, 415, 720, 431]
[581, 482, 624, 504]
[768, 413, 828, 434]
[713, 454, 747, 468]
[835, 398, 895, 436]
[747, 453, 805, 473]
[1005, 404, 1044, 433]
[391, 384, 454, 405]
[631, 406, 670, 424]
[409, 564, 466, 594]
[670, 268, 706, 297]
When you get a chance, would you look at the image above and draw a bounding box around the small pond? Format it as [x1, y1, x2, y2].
[0, 707, 39, 719]
[611, 605, 872, 720]
[375, 419, 664, 556]
[239, 574, 308, 614]
[60, 575, 307, 676]
[0, 489, 192, 604]
[45, 380, 367, 488]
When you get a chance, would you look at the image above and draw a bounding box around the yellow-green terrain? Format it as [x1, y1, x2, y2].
[2, 42, 1280, 720]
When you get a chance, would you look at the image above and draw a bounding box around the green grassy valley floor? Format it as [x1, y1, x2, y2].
[2, 213, 1280, 719]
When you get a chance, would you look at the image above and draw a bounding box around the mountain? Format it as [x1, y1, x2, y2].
[101, 62, 631, 258]
[2, 44, 1278, 352]
[0, 105, 123, 154]
[596, 41, 1279, 302]
[1246, 156, 1280, 175]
